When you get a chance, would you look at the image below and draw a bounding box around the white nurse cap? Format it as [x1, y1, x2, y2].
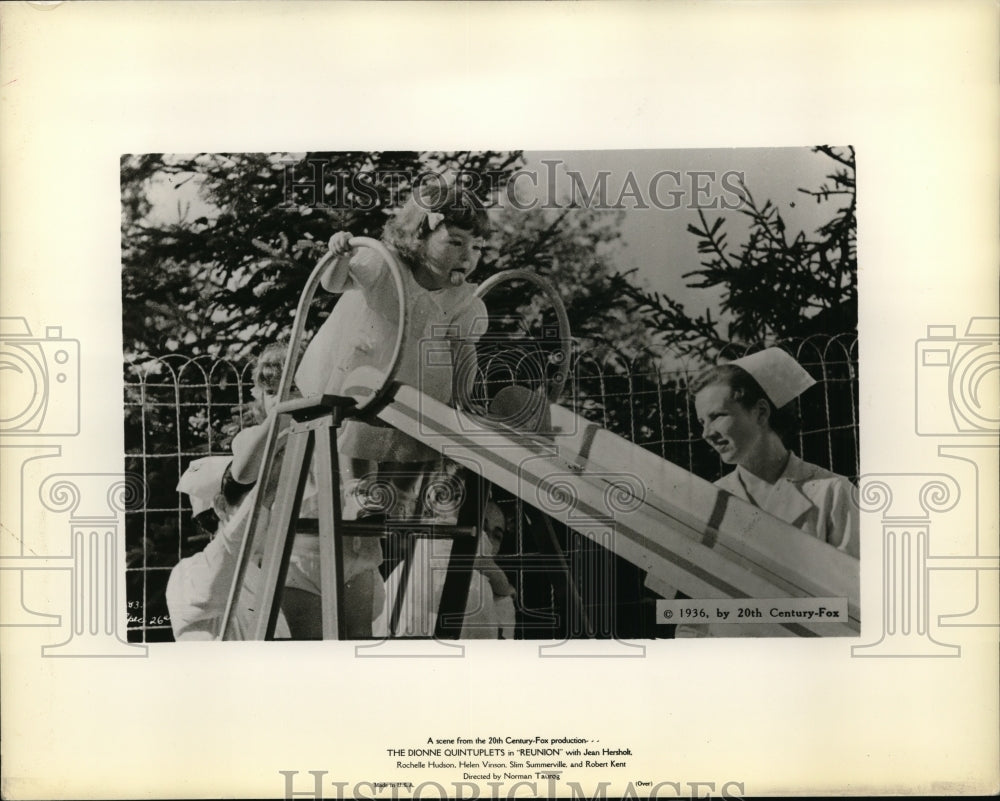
[729, 348, 816, 408]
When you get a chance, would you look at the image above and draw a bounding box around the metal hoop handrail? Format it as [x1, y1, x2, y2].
[277, 236, 408, 414]
[473, 269, 573, 403]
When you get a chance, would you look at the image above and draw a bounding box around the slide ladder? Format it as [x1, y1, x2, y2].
[220, 238, 486, 640]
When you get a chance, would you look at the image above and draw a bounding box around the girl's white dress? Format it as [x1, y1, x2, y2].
[295, 245, 488, 464]
[372, 537, 516, 640]
[168, 243, 493, 640]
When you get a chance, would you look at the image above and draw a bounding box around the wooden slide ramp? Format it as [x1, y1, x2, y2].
[351, 374, 860, 637]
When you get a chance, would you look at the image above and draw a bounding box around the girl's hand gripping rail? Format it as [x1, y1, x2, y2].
[218, 237, 409, 639]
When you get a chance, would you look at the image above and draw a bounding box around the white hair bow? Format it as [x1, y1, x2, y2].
[426, 211, 445, 231]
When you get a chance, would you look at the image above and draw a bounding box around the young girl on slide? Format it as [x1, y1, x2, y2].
[170, 181, 496, 640]
[295, 178, 491, 528]
[293, 179, 504, 637]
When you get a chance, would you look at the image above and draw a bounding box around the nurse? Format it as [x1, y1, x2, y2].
[648, 348, 859, 638]
[690, 347, 859, 560]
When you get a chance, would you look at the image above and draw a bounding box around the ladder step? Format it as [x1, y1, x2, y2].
[273, 393, 358, 422]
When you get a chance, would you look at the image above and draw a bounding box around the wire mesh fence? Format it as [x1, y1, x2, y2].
[124, 336, 859, 641]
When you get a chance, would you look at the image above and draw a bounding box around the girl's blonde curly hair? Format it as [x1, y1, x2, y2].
[382, 176, 490, 265]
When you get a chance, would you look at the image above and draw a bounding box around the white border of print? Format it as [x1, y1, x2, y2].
[1, 2, 997, 799]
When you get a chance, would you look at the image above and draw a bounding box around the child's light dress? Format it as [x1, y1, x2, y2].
[167, 480, 387, 640]
[166, 490, 292, 640]
[295, 244, 488, 521]
[168, 244, 489, 639]
[372, 537, 516, 639]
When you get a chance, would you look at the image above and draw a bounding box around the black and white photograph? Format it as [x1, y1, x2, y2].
[1, 2, 997, 799]
[121, 149, 860, 643]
